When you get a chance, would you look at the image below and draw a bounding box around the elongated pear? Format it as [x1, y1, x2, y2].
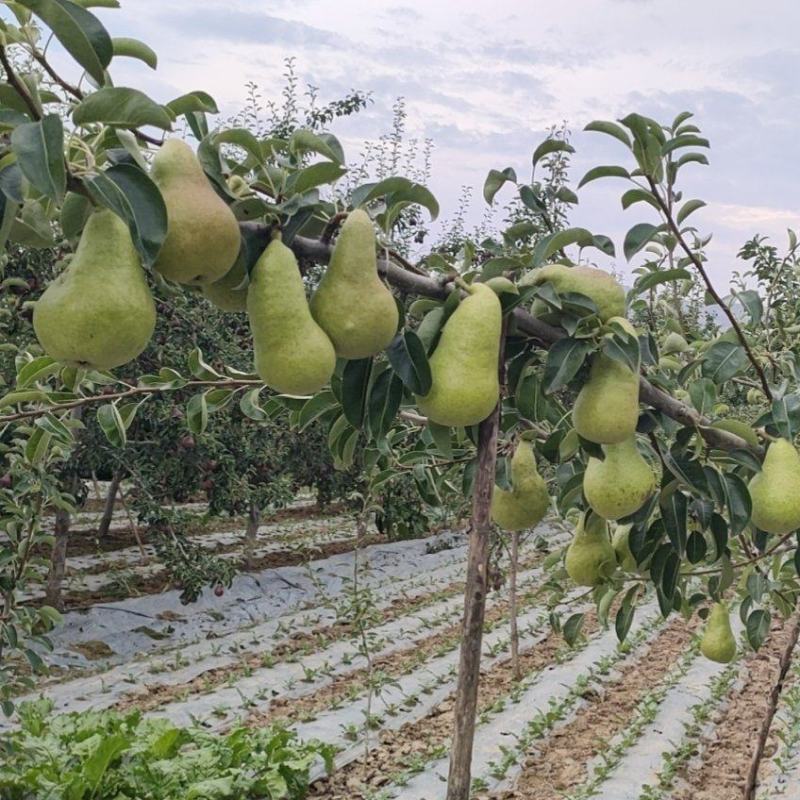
[152, 139, 241, 285]
[700, 602, 736, 663]
[491, 441, 550, 531]
[584, 438, 655, 520]
[202, 256, 248, 312]
[523, 263, 625, 322]
[662, 332, 689, 354]
[415, 283, 501, 427]
[565, 512, 616, 586]
[248, 239, 335, 395]
[33, 209, 155, 370]
[310, 209, 398, 358]
[748, 439, 800, 534]
[573, 354, 639, 444]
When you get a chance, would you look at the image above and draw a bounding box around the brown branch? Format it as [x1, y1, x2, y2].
[0, 378, 260, 424]
[688, 529, 797, 576]
[287, 231, 763, 457]
[647, 176, 772, 401]
[744, 610, 800, 800]
[0, 46, 42, 120]
[320, 212, 346, 245]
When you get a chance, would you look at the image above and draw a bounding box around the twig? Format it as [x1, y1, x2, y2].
[647, 176, 772, 401]
[744, 610, 800, 800]
[0, 46, 41, 120]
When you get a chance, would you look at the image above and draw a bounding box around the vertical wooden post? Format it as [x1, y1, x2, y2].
[97, 470, 121, 539]
[446, 320, 505, 800]
[509, 530, 521, 682]
[244, 499, 261, 570]
[45, 473, 78, 610]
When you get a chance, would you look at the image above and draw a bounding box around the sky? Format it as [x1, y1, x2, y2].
[39, 1, 800, 286]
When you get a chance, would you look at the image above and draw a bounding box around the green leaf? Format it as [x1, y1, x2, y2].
[288, 161, 347, 195]
[662, 135, 710, 156]
[621, 188, 660, 212]
[543, 338, 591, 394]
[341, 358, 372, 428]
[532, 138, 574, 169]
[19, 0, 112, 84]
[366, 370, 402, 440]
[288, 129, 344, 163]
[577, 165, 630, 188]
[746, 608, 770, 650]
[97, 402, 126, 447]
[166, 91, 219, 117]
[562, 612, 585, 645]
[298, 390, 338, 431]
[676, 199, 706, 225]
[84, 163, 167, 267]
[731, 290, 763, 326]
[239, 387, 267, 421]
[623, 223, 660, 261]
[583, 120, 632, 149]
[186, 393, 208, 435]
[213, 128, 264, 164]
[483, 167, 517, 204]
[187, 348, 222, 380]
[631, 268, 691, 295]
[660, 488, 687, 556]
[111, 36, 157, 68]
[686, 530, 707, 564]
[10, 114, 66, 201]
[73, 87, 173, 130]
[17, 356, 60, 388]
[701, 341, 748, 383]
[532, 226, 594, 266]
[724, 473, 751, 536]
[615, 585, 639, 642]
[352, 177, 439, 221]
[387, 330, 432, 395]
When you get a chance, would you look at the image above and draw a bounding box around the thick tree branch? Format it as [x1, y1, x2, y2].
[288, 232, 763, 456]
[647, 176, 772, 401]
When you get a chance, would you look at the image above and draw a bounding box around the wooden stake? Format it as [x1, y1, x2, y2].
[446, 317, 506, 800]
[509, 530, 521, 682]
[744, 610, 800, 799]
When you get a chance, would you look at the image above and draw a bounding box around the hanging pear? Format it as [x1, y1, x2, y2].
[565, 512, 616, 586]
[415, 282, 501, 427]
[202, 256, 248, 312]
[522, 263, 625, 322]
[33, 209, 155, 370]
[247, 238, 336, 396]
[310, 209, 398, 358]
[748, 438, 800, 534]
[584, 437, 655, 520]
[662, 331, 690, 354]
[491, 441, 550, 531]
[573, 353, 639, 444]
[151, 139, 241, 285]
[700, 602, 737, 663]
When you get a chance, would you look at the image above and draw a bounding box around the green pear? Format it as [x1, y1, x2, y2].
[248, 238, 336, 396]
[415, 283, 501, 427]
[662, 332, 689, 354]
[151, 139, 241, 285]
[583, 437, 655, 520]
[658, 355, 682, 372]
[748, 439, 800, 534]
[202, 255, 248, 312]
[747, 388, 762, 405]
[565, 512, 616, 586]
[33, 209, 155, 370]
[711, 419, 759, 449]
[573, 354, 639, 444]
[491, 441, 550, 531]
[700, 602, 737, 663]
[522, 263, 625, 322]
[310, 209, 398, 358]
[612, 524, 637, 572]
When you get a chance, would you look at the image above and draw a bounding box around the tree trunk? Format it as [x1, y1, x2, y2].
[244, 500, 260, 570]
[97, 470, 121, 539]
[45, 473, 79, 610]
[445, 401, 501, 800]
[509, 530, 521, 682]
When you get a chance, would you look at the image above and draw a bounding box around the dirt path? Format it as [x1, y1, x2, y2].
[671, 616, 794, 800]
[491, 617, 695, 799]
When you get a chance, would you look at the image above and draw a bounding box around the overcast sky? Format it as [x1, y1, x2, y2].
[60, 2, 800, 285]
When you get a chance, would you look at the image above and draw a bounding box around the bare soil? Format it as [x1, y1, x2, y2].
[307, 611, 606, 799]
[671, 615, 794, 800]
[492, 618, 696, 799]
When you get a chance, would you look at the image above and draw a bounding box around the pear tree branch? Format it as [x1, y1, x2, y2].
[646, 176, 772, 401]
[288, 231, 763, 456]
